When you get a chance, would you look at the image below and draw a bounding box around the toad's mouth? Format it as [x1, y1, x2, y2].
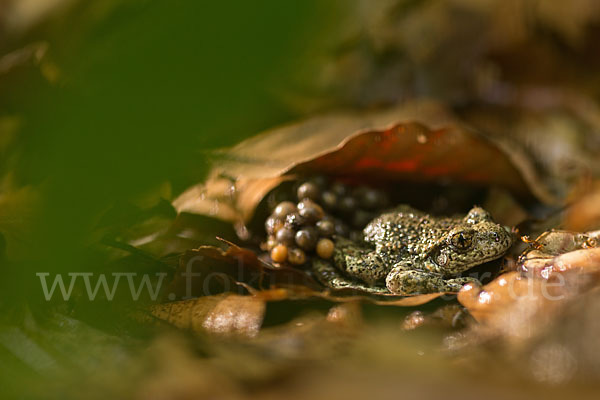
[463, 249, 512, 271]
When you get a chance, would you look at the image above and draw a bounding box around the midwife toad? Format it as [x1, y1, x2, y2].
[312, 205, 513, 295]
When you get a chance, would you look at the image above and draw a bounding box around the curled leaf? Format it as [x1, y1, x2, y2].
[457, 272, 568, 327]
[459, 230, 600, 327]
[174, 101, 536, 224]
[519, 230, 600, 278]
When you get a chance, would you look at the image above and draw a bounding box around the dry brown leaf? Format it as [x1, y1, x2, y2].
[519, 230, 600, 278]
[150, 294, 266, 338]
[521, 247, 600, 279]
[460, 227, 600, 325]
[457, 272, 566, 326]
[164, 242, 322, 300]
[463, 99, 600, 204]
[458, 265, 600, 331]
[136, 335, 242, 400]
[456, 226, 600, 336]
[174, 101, 536, 224]
[564, 181, 600, 232]
[148, 287, 435, 346]
[252, 284, 444, 307]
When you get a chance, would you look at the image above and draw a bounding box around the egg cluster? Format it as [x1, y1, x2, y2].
[263, 177, 389, 266]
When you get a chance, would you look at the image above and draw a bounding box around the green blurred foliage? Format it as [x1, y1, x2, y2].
[3, 0, 331, 288]
[1, 1, 333, 394]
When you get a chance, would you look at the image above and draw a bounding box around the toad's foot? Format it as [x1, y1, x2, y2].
[385, 263, 480, 295]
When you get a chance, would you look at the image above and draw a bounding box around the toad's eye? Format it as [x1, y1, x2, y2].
[449, 230, 474, 250]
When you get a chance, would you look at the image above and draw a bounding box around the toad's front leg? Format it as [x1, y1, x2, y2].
[385, 262, 480, 295]
[333, 237, 389, 286]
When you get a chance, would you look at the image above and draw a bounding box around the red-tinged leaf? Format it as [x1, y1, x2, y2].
[174, 101, 537, 224]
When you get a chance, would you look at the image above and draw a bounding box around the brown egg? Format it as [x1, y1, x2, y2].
[352, 210, 374, 228]
[297, 182, 320, 201]
[316, 220, 335, 237]
[331, 182, 348, 197]
[295, 227, 318, 251]
[264, 216, 283, 235]
[265, 236, 278, 250]
[334, 220, 350, 237]
[321, 191, 338, 210]
[316, 238, 335, 259]
[339, 196, 358, 214]
[275, 227, 295, 245]
[285, 212, 307, 230]
[273, 201, 297, 219]
[310, 175, 329, 189]
[360, 188, 386, 209]
[297, 199, 324, 222]
[288, 247, 307, 265]
[271, 244, 288, 263]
